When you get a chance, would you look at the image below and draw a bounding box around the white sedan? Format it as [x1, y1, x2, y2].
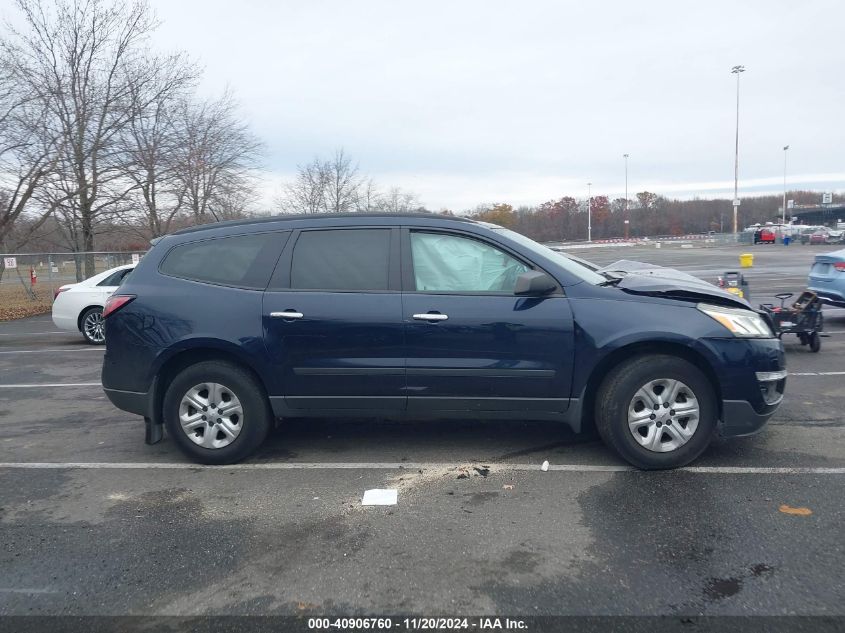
[52, 264, 136, 344]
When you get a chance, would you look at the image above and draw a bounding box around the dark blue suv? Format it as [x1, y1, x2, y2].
[102, 214, 786, 469]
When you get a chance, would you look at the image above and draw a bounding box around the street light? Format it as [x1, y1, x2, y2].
[782, 145, 790, 224]
[587, 182, 592, 242]
[623, 154, 629, 239]
[731, 64, 746, 234]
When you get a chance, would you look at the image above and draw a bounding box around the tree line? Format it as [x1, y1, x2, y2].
[470, 190, 844, 243]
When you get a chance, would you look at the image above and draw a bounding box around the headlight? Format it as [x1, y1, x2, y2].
[697, 303, 773, 338]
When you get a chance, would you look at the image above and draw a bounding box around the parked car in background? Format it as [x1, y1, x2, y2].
[102, 213, 786, 470]
[799, 226, 820, 245]
[827, 227, 845, 243]
[810, 228, 830, 245]
[754, 227, 776, 244]
[808, 248, 845, 308]
[52, 264, 135, 344]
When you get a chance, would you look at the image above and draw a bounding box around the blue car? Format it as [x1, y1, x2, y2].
[102, 213, 786, 469]
[808, 248, 845, 308]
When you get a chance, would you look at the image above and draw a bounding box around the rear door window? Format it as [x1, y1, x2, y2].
[290, 229, 391, 291]
[97, 268, 131, 287]
[160, 232, 286, 289]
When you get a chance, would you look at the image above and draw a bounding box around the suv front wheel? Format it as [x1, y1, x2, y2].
[595, 354, 718, 469]
[163, 360, 272, 464]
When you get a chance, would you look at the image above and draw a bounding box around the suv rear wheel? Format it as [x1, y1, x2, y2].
[595, 354, 717, 469]
[163, 360, 272, 464]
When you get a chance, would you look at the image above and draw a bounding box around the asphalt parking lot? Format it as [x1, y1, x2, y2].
[1, 243, 843, 621]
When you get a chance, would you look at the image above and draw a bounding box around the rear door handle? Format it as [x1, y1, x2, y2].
[412, 313, 448, 321]
[270, 310, 304, 319]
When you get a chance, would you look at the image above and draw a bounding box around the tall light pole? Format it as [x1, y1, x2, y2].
[587, 182, 592, 242]
[731, 65, 745, 234]
[623, 154, 629, 239]
[782, 145, 790, 224]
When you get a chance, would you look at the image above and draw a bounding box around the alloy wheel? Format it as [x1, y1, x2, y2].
[83, 310, 105, 343]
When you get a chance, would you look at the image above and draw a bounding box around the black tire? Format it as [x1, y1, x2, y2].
[810, 332, 821, 353]
[163, 360, 272, 464]
[80, 307, 106, 345]
[594, 354, 718, 470]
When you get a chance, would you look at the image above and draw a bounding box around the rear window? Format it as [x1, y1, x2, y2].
[160, 232, 285, 289]
[290, 229, 390, 291]
[97, 268, 131, 287]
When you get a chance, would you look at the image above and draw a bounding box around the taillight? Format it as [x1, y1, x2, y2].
[103, 294, 136, 318]
[54, 288, 67, 300]
[833, 262, 845, 272]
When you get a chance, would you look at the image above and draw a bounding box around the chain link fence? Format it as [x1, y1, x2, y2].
[0, 251, 146, 319]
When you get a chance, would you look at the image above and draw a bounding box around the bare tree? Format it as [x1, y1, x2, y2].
[355, 178, 381, 212]
[279, 156, 331, 214]
[208, 184, 258, 221]
[377, 186, 420, 213]
[173, 91, 263, 222]
[323, 148, 361, 213]
[3, 0, 167, 275]
[0, 54, 67, 283]
[117, 55, 198, 237]
[279, 149, 362, 215]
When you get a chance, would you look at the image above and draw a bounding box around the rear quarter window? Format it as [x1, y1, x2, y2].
[159, 232, 287, 289]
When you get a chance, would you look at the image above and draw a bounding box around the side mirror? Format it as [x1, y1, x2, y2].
[514, 271, 557, 296]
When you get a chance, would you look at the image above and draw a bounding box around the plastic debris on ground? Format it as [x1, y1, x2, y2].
[361, 489, 398, 506]
[541, 460, 550, 472]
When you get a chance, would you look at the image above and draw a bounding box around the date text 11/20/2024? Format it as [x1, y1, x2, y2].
[307, 617, 528, 630]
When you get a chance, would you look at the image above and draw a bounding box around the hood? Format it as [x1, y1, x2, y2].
[597, 259, 751, 309]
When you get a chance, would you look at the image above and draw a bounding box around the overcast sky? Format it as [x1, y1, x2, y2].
[147, 0, 844, 211]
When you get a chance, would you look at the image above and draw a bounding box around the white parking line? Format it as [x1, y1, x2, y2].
[0, 462, 841, 474]
[0, 331, 68, 336]
[0, 348, 104, 354]
[791, 371, 845, 376]
[0, 382, 101, 388]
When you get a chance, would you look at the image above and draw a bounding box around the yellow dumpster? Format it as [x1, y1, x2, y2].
[740, 253, 753, 268]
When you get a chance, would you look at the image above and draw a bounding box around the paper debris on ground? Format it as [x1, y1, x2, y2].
[502, 484, 514, 490]
[541, 460, 550, 472]
[362, 489, 398, 506]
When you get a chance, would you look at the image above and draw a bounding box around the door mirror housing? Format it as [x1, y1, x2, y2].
[514, 271, 557, 296]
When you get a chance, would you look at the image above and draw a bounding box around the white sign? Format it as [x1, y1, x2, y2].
[732, 199, 741, 207]
[822, 193, 833, 204]
[3, 257, 16, 269]
[787, 199, 795, 209]
[131, 253, 140, 265]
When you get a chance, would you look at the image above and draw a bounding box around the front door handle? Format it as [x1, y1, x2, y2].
[412, 312, 448, 322]
[270, 310, 304, 319]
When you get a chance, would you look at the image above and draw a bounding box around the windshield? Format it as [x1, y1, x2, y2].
[493, 228, 607, 285]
